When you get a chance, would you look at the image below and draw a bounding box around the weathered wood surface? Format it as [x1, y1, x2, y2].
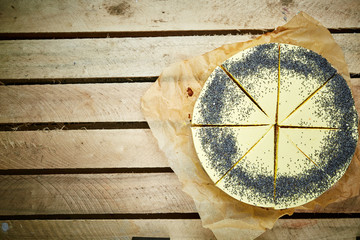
[0, 125, 358, 170]
[0, 173, 196, 215]
[351, 78, 360, 113]
[0, 1, 359, 238]
[0, 219, 359, 240]
[0, 219, 216, 240]
[0, 79, 359, 124]
[258, 218, 360, 240]
[0, 0, 359, 33]
[0, 173, 359, 215]
[0, 78, 358, 170]
[0, 35, 252, 79]
[0, 129, 168, 169]
[0, 34, 359, 81]
[338, 34, 360, 74]
[0, 83, 150, 123]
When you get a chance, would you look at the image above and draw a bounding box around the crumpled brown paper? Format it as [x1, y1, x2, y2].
[141, 12, 360, 240]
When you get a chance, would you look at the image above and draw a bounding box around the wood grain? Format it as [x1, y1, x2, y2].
[0, 34, 358, 81]
[0, 0, 358, 237]
[0, 219, 359, 240]
[0, 79, 359, 124]
[0, 219, 216, 240]
[0, 0, 359, 33]
[258, 218, 360, 240]
[0, 35, 253, 80]
[0, 173, 358, 215]
[351, 78, 360, 114]
[0, 173, 196, 215]
[0, 107, 357, 171]
[0, 83, 150, 123]
[0, 129, 168, 169]
[339, 34, 360, 74]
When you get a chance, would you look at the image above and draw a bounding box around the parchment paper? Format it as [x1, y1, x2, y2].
[141, 12, 360, 240]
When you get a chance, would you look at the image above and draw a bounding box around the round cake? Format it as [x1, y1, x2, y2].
[191, 43, 359, 209]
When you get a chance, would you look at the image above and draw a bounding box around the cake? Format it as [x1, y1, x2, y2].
[191, 43, 359, 209]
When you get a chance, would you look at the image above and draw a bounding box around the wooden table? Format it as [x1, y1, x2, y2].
[0, 1, 359, 239]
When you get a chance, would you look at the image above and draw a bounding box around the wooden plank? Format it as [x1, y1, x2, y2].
[0, 173, 196, 215]
[351, 78, 360, 111]
[315, 195, 360, 214]
[0, 35, 358, 81]
[0, 83, 149, 123]
[0, 129, 168, 169]
[0, 35, 252, 80]
[0, 219, 215, 240]
[0, 0, 359, 33]
[0, 78, 359, 124]
[258, 219, 360, 240]
[0, 173, 359, 215]
[0, 219, 359, 240]
[0, 80, 356, 171]
[335, 34, 360, 74]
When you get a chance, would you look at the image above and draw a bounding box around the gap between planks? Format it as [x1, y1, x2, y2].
[0, 168, 174, 175]
[0, 29, 271, 40]
[0, 29, 359, 40]
[0, 77, 158, 85]
[0, 122, 150, 131]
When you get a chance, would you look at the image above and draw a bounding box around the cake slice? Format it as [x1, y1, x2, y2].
[192, 66, 271, 125]
[275, 129, 332, 209]
[280, 74, 358, 129]
[192, 126, 271, 183]
[216, 126, 275, 207]
[222, 43, 278, 122]
[281, 128, 358, 187]
[277, 44, 336, 123]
